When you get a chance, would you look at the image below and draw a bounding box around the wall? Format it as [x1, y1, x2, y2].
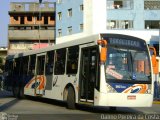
[107, 0, 160, 29]
[56, 0, 107, 44]
[56, 0, 83, 37]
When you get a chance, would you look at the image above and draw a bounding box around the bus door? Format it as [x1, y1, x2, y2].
[79, 47, 98, 102]
[35, 53, 46, 96]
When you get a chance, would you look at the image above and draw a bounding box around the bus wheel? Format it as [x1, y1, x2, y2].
[12, 86, 19, 98]
[109, 107, 117, 111]
[67, 87, 75, 109]
[18, 87, 25, 99]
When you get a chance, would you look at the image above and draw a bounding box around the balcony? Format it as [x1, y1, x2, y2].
[8, 29, 55, 40]
[10, 2, 55, 13]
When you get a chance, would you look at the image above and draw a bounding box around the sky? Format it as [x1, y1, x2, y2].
[0, 0, 55, 47]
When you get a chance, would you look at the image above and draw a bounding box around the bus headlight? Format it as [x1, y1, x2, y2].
[106, 84, 117, 93]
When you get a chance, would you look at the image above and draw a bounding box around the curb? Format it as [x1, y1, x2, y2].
[153, 101, 160, 104]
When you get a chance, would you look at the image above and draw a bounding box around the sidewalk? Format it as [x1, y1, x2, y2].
[0, 90, 13, 98]
[153, 98, 160, 104]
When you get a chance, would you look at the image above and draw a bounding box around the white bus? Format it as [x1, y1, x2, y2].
[4, 34, 154, 109]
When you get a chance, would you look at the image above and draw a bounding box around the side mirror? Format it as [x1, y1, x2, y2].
[98, 40, 107, 63]
[149, 46, 158, 74]
[100, 47, 107, 63]
[151, 55, 156, 67]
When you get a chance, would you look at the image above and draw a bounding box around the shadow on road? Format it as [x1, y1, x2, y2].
[0, 98, 19, 112]
[0, 90, 20, 112]
[25, 96, 142, 114]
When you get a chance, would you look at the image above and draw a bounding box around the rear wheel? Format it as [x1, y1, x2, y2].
[12, 86, 19, 98]
[67, 87, 75, 109]
[18, 86, 25, 99]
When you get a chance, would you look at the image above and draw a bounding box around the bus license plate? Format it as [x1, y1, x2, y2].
[127, 95, 136, 100]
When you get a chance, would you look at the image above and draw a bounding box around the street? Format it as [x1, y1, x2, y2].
[0, 90, 160, 120]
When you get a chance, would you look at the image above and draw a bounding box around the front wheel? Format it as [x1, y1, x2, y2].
[67, 87, 75, 109]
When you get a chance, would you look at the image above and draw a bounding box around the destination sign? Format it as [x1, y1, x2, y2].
[101, 34, 147, 50]
[104, 37, 147, 50]
[109, 38, 141, 48]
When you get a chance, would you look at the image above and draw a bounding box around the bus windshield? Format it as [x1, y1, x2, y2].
[105, 46, 151, 81]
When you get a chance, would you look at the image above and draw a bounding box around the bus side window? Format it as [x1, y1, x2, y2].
[45, 51, 54, 75]
[54, 49, 66, 75]
[28, 55, 36, 76]
[66, 46, 79, 74]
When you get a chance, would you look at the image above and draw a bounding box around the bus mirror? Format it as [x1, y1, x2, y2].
[100, 47, 107, 63]
[152, 56, 159, 74]
[98, 40, 107, 63]
[149, 46, 158, 74]
[151, 55, 156, 67]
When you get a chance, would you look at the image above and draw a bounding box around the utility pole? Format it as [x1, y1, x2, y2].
[159, 22, 160, 56]
[39, 0, 42, 4]
[38, 0, 42, 48]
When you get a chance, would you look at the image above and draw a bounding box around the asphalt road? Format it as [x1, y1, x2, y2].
[0, 90, 160, 120]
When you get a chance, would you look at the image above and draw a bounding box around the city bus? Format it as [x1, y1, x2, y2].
[4, 34, 154, 109]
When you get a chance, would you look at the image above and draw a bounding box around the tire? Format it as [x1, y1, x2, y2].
[67, 87, 75, 109]
[18, 86, 25, 99]
[12, 86, 19, 98]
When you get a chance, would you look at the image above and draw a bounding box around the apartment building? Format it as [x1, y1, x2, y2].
[8, 2, 56, 55]
[56, 0, 160, 55]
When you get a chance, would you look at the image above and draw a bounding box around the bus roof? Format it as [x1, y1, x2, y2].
[6, 33, 147, 60]
[6, 34, 100, 60]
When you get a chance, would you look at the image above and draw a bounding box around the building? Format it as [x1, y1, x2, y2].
[8, 2, 56, 55]
[56, 0, 160, 55]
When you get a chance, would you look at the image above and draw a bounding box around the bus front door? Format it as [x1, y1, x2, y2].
[79, 47, 97, 103]
[35, 53, 46, 96]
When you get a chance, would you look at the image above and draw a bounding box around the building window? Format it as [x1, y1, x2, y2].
[107, 0, 133, 9]
[145, 20, 160, 29]
[144, 0, 160, 10]
[107, 20, 133, 29]
[27, 16, 32, 21]
[80, 24, 83, 31]
[80, 4, 83, 11]
[13, 16, 19, 21]
[37, 16, 42, 21]
[57, 0, 62, 4]
[58, 29, 62, 37]
[58, 12, 62, 20]
[67, 26, 72, 35]
[68, 8, 72, 17]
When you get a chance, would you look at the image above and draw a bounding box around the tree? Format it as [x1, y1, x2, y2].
[0, 57, 4, 73]
[0, 57, 2, 66]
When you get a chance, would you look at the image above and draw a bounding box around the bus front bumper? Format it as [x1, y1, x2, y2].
[94, 90, 153, 107]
